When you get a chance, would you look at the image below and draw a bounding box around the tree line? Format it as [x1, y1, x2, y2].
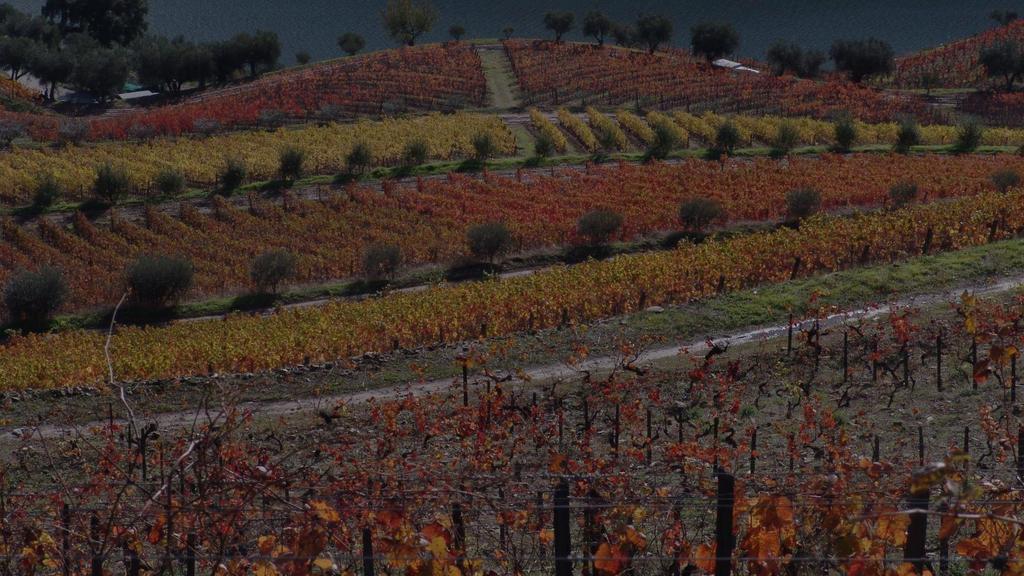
[0, 0, 485, 103]
[0, 0, 286, 101]
[534, 7, 1024, 88]
[2, 0, 1022, 107]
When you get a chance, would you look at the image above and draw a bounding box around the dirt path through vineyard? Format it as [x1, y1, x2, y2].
[13, 272, 1023, 442]
[478, 45, 523, 110]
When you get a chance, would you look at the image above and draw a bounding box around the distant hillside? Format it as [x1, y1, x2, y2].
[889, 20, 1024, 89]
[0, 43, 487, 142]
[505, 40, 931, 123]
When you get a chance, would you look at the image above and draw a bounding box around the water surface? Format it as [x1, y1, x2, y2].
[5, 1, 1011, 63]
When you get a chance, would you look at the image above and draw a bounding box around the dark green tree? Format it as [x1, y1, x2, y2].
[94, 162, 130, 204]
[829, 38, 894, 83]
[832, 114, 858, 152]
[888, 181, 918, 209]
[210, 38, 247, 82]
[237, 30, 281, 77]
[382, 0, 438, 46]
[577, 209, 623, 245]
[250, 250, 297, 294]
[992, 169, 1021, 193]
[402, 139, 429, 166]
[0, 37, 39, 80]
[278, 147, 305, 183]
[126, 255, 194, 309]
[347, 142, 373, 176]
[714, 121, 741, 155]
[766, 40, 824, 77]
[678, 198, 725, 232]
[953, 120, 983, 154]
[894, 117, 921, 153]
[582, 11, 612, 46]
[133, 35, 204, 93]
[766, 40, 803, 75]
[43, 0, 149, 46]
[786, 188, 821, 220]
[611, 23, 635, 47]
[991, 9, 1019, 26]
[979, 41, 1024, 91]
[219, 157, 246, 193]
[690, 22, 739, 62]
[1, 8, 60, 45]
[543, 11, 575, 43]
[4, 267, 66, 328]
[467, 221, 512, 264]
[67, 35, 130, 100]
[31, 47, 73, 99]
[32, 174, 61, 211]
[363, 244, 402, 281]
[338, 32, 366, 56]
[154, 168, 186, 196]
[635, 14, 672, 54]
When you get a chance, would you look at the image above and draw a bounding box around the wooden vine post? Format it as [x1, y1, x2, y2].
[452, 502, 466, 568]
[362, 527, 374, 576]
[1018, 426, 1024, 484]
[553, 479, 572, 576]
[714, 469, 736, 576]
[60, 504, 71, 576]
[903, 470, 930, 574]
[90, 513, 103, 576]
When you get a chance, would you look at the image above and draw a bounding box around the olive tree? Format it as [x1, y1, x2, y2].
[363, 244, 402, 281]
[338, 32, 366, 56]
[543, 12, 575, 43]
[979, 41, 1024, 91]
[678, 198, 725, 232]
[582, 11, 612, 46]
[636, 14, 672, 54]
[250, 249, 297, 294]
[467, 222, 512, 264]
[690, 22, 738, 62]
[4, 266, 66, 327]
[786, 188, 822, 221]
[829, 38, 894, 83]
[382, 0, 438, 46]
[577, 209, 623, 245]
[126, 255, 194, 309]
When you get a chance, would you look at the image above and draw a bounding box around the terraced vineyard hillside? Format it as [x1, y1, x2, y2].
[5, 11, 1024, 576]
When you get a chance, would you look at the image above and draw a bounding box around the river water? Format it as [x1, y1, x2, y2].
[4, 0, 1015, 63]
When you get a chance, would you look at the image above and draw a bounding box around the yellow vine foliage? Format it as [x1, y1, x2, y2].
[557, 108, 599, 152]
[586, 107, 628, 151]
[616, 110, 655, 145]
[528, 108, 568, 153]
[2, 189, 1023, 392]
[0, 113, 515, 203]
[646, 111, 689, 147]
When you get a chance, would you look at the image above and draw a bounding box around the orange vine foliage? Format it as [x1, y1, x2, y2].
[1, 187, 1024, 391]
[889, 20, 1024, 89]
[0, 43, 486, 143]
[505, 40, 931, 122]
[2, 153, 1021, 313]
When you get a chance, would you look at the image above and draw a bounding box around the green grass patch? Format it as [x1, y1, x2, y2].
[624, 237, 1024, 338]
